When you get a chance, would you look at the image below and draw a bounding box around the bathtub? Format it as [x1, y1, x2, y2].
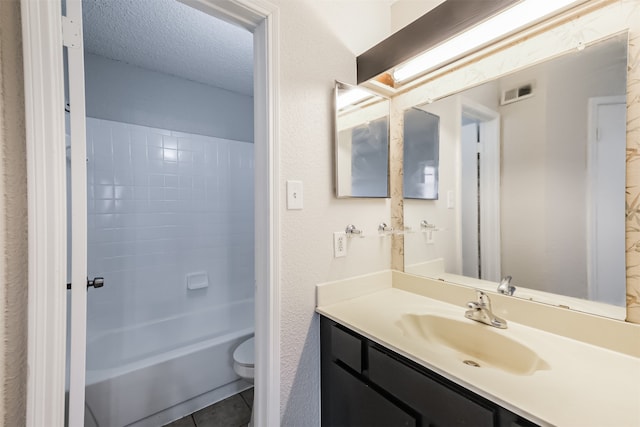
[84, 299, 254, 427]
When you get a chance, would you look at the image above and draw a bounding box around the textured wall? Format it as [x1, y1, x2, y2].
[84, 53, 254, 142]
[0, 0, 28, 424]
[308, 0, 393, 55]
[391, 0, 445, 33]
[273, 0, 392, 425]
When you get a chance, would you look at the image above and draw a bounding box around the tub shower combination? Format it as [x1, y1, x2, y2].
[85, 300, 253, 426]
[75, 118, 255, 426]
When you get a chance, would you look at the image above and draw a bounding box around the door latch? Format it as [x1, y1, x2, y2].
[66, 277, 105, 290]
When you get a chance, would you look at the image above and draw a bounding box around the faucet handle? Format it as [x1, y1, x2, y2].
[497, 275, 516, 295]
[476, 290, 491, 308]
[466, 301, 481, 310]
[345, 224, 363, 237]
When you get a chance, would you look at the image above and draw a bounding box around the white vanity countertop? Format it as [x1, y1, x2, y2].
[316, 272, 640, 427]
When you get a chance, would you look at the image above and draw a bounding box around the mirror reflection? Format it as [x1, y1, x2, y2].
[335, 81, 390, 198]
[404, 109, 440, 199]
[403, 33, 628, 318]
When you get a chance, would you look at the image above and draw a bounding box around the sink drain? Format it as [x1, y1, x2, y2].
[463, 360, 481, 367]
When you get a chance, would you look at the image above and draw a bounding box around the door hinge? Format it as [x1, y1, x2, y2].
[62, 16, 81, 48]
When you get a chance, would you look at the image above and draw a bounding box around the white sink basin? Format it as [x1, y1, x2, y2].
[397, 313, 549, 375]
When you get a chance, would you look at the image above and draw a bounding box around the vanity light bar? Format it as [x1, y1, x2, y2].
[392, 0, 582, 83]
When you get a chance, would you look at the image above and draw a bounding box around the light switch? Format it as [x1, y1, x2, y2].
[447, 190, 455, 209]
[287, 180, 303, 210]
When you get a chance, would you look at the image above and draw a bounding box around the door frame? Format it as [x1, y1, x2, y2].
[458, 98, 501, 282]
[21, 0, 281, 425]
[586, 95, 625, 303]
[459, 120, 480, 278]
[21, 1, 68, 425]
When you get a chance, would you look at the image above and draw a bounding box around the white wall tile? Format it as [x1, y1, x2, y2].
[86, 117, 254, 330]
[147, 132, 163, 147]
[130, 128, 147, 146]
[131, 144, 147, 163]
[162, 135, 178, 150]
[148, 146, 164, 161]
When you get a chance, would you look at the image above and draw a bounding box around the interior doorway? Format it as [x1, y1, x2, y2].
[587, 95, 626, 306]
[22, 0, 280, 425]
[459, 100, 501, 282]
[73, 2, 256, 425]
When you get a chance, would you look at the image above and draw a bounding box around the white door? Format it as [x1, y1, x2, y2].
[64, 1, 90, 425]
[588, 96, 626, 306]
[460, 121, 479, 278]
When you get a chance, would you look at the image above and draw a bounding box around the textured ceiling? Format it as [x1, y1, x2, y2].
[82, 0, 254, 96]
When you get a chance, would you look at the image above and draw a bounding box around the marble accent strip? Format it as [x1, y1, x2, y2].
[390, 103, 404, 270]
[626, 15, 640, 322]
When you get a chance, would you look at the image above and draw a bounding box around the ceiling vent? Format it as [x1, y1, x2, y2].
[500, 83, 534, 105]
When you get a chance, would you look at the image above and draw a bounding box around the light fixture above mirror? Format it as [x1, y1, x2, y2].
[392, 0, 587, 83]
[358, 0, 590, 91]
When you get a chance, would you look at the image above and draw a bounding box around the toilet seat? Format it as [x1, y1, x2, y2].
[233, 337, 254, 381]
[234, 363, 254, 379]
[234, 337, 254, 366]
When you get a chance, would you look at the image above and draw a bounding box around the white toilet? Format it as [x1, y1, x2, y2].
[233, 336, 255, 426]
[233, 336, 255, 383]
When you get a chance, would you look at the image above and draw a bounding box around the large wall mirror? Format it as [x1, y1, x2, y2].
[402, 32, 628, 320]
[335, 81, 390, 198]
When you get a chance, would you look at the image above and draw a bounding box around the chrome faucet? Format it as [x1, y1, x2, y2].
[497, 275, 516, 296]
[465, 291, 507, 329]
[345, 224, 362, 236]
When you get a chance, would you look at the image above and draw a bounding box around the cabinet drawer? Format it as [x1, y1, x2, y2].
[330, 324, 362, 373]
[369, 346, 496, 427]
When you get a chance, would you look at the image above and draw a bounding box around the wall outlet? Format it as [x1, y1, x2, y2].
[334, 232, 347, 258]
[426, 230, 434, 244]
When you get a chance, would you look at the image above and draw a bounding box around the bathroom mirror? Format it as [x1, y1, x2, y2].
[335, 81, 390, 198]
[402, 33, 628, 319]
[404, 108, 440, 199]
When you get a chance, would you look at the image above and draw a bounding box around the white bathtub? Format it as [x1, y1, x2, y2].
[84, 299, 254, 427]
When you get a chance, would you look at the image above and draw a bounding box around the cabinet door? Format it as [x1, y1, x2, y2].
[369, 346, 496, 427]
[323, 362, 416, 427]
[330, 323, 363, 373]
[321, 317, 416, 427]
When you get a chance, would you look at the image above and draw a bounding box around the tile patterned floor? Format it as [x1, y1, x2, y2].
[164, 388, 253, 427]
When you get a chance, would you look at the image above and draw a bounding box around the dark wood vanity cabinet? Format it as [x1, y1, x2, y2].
[320, 316, 538, 427]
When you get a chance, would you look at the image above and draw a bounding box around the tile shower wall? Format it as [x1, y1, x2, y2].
[85, 117, 254, 332]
